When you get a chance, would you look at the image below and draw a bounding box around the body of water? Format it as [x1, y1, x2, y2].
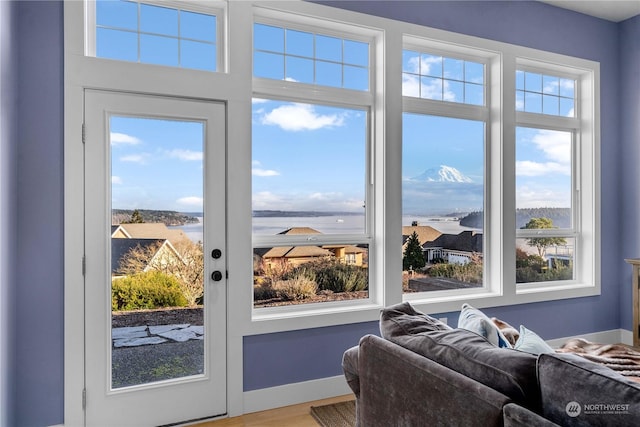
[171, 215, 480, 243]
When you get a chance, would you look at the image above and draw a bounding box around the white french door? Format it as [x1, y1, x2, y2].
[84, 90, 226, 426]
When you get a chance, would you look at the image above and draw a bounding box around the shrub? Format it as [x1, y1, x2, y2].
[112, 271, 188, 311]
[286, 258, 368, 293]
[428, 261, 483, 284]
[272, 274, 318, 300]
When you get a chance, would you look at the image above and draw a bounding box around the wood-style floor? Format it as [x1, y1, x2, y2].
[193, 394, 354, 427]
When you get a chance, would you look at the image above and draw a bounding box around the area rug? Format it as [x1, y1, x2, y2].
[310, 400, 356, 427]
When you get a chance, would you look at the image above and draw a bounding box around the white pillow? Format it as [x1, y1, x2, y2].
[457, 303, 512, 348]
[514, 325, 554, 355]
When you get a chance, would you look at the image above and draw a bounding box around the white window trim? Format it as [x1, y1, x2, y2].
[65, 0, 600, 420]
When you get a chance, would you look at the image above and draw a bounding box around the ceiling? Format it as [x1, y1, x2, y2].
[540, 0, 640, 22]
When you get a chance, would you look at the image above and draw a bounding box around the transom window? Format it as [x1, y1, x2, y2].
[95, 0, 218, 71]
[402, 50, 485, 105]
[516, 70, 575, 116]
[253, 23, 369, 91]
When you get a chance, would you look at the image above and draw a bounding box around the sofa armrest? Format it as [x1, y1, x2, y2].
[342, 345, 360, 397]
[538, 353, 640, 426]
[504, 403, 560, 427]
[357, 334, 511, 427]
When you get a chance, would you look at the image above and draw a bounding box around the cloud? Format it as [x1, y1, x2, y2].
[120, 153, 150, 164]
[516, 185, 570, 208]
[111, 132, 141, 146]
[252, 168, 280, 177]
[252, 160, 280, 177]
[517, 129, 571, 176]
[111, 176, 123, 185]
[252, 190, 364, 212]
[176, 196, 203, 208]
[260, 103, 345, 131]
[402, 73, 455, 101]
[166, 149, 203, 161]
[516, 160, 570, 176]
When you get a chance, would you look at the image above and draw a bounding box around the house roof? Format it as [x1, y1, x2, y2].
[402, 225, 442, 246]
[259, 245, 332, 259]
[111, 238, 167, 275]
[277, 227, 322, 235]
[112, 223, 190, 246]
[423, 230, 483, 253]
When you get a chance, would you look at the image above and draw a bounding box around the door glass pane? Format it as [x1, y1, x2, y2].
[402, 114, 485, 293]
[110, 116, 205, 389]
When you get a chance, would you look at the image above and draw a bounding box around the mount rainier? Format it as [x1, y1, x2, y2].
[412, 165, 473, 183]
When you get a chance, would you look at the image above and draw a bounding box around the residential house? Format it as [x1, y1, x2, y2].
[255, 227, 366, 270]
[111, 222, 191, 248]
[2, 1, 639, 426]
[111, 238, 184, 277]
[423, 230, 483, 265]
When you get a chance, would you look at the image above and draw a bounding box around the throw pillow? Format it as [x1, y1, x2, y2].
[379, 302, 451, 338]
[513, 325, 554, 355]
[457, 303, 512, 348]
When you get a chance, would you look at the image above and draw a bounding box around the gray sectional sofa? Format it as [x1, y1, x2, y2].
[342, 302, 640, 426]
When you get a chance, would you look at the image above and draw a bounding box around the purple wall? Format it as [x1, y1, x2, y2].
[11, 1, 65, 426]
[3, 0, 639, 425]
[619, 15, 640, 331]
[1, 1, 18, 425]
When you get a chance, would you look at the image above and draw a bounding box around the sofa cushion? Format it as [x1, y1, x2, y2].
[538, 352, 640, 426]
[381, 303, 541, 410]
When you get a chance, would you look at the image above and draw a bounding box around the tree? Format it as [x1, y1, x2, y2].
[122, 209, 145, 224]
[521, 217, 566, 257]
[403, 231, 426, 271]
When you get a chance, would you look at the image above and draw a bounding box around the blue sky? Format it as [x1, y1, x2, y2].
[103, 1, 572, 216]
[110, 116, 204, 211]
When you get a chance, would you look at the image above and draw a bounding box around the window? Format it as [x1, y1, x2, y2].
[402, 114, 485, 293]
[516, 71, 575, 116]
[515, 67, 583, 287]
[401, 38, 598, 306]
[93, 0, 220, 71]
[402, 51, 484, 105]
[401, 43, 490, 299]
[72, 0, 600, 328]
[251, 16, 377, 310]
[253, 23, 369, 90]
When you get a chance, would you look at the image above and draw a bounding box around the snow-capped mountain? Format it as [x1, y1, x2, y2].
[412, 165, 473, 183]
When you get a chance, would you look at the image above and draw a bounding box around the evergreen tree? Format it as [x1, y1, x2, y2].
[123, 209, 145, 224]
[403, 231, 426, 271]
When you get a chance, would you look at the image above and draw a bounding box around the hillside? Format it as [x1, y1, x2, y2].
[460, 208, 572, 229]
[112, 209, 199, 226]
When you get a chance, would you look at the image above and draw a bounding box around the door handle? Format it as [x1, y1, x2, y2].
[211, 270, 223, 281]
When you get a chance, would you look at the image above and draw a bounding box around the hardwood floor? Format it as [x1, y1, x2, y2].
[192, 394, 354, 427]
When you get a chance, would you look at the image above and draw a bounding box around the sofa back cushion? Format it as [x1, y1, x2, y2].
[538, 352, 640, 426]
[380, 303, 541, 410]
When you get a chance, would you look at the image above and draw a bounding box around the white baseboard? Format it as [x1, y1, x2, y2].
[546, 328, 632, 348]
[243, 375, 352, 414]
